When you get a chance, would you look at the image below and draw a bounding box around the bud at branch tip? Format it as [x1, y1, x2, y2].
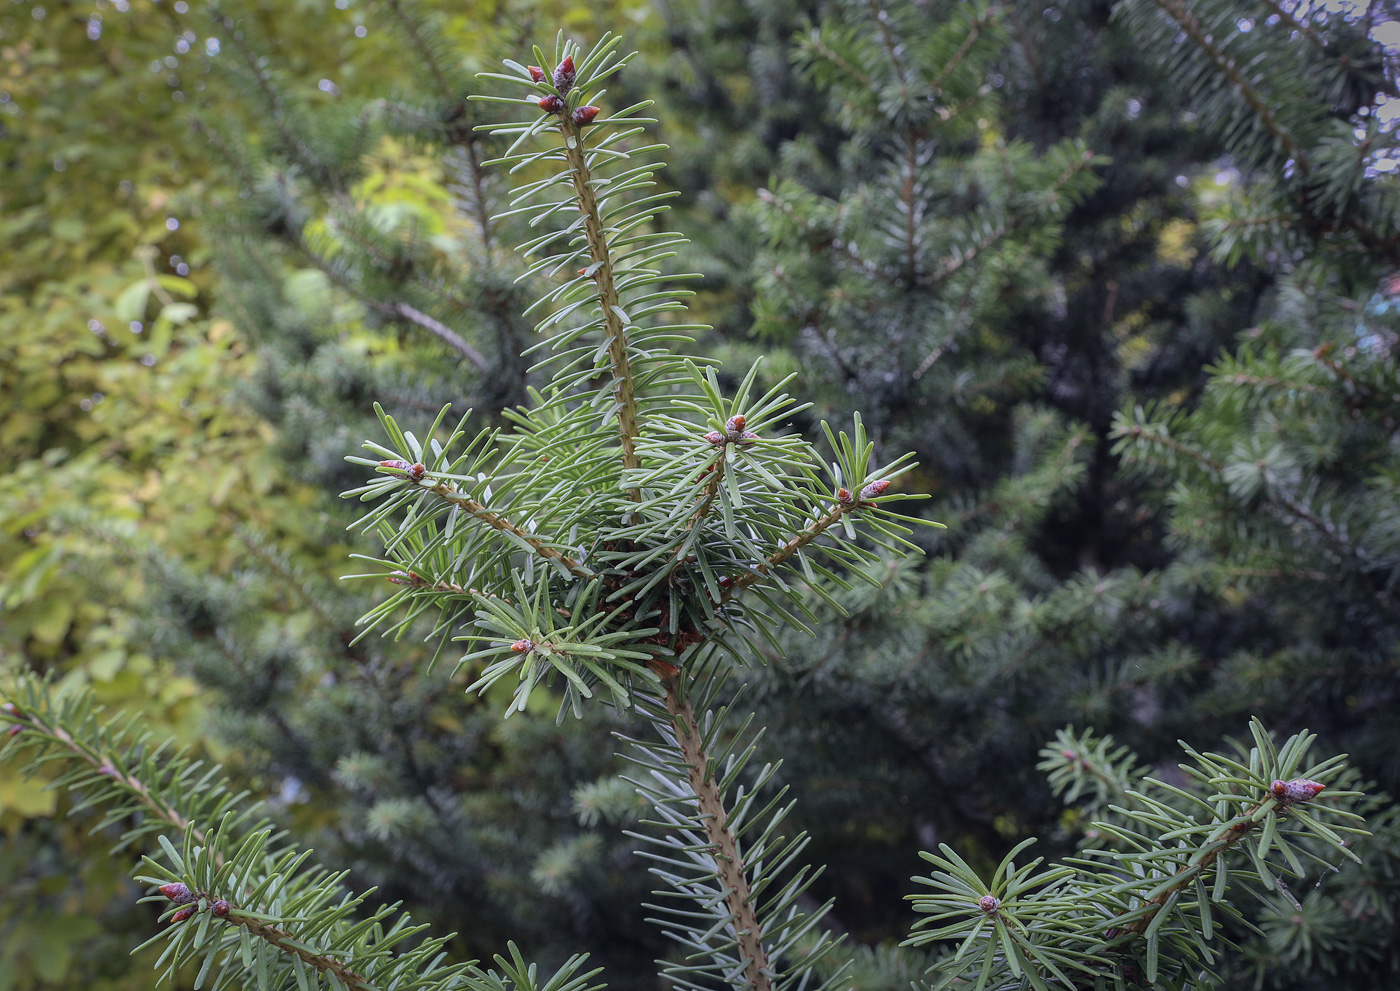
[160, 882, 195, 904]
[1271, 778, 1325, 803]
[553, 56, 575, 94]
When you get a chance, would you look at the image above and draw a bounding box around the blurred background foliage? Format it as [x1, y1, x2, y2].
[2, 1, 1399, 989]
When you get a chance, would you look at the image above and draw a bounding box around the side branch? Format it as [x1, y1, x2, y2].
[393, 303, 492, 374]
[662, 675, 772, 991]
[3, 703, 382, 991]
[1115, 814, 1258, 937]
[688, 455, 726, 530]
[1150, 0, 1310, 172]
[425, 480, 594, 578]
[230, 911, 379, 991]
[1, 703, 211, 854]
[559, 120, 643, 497]
[727, 491, 876, 596]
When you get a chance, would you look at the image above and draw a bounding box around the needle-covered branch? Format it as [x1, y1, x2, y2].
[908, 720, 1369, 990]
[0, 679, 604, 991]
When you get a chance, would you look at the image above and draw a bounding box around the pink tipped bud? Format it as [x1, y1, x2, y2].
[1272, 778, 1326, 803]
[386, 571, 413, 586]
[211, 899, 231, 918]
[379, 460, 411, 471]
[98, 762, 117, 778]
[1, 703, 15, 714]
[170, 906, 196, 923]
[979, 895, 1000, 913]
[860, 479, 890, 501]
[527, 65, 546, 83]
[6, 724, 21, 737]
[703, 430, 725, 446]
[538, 94, 565, 114]
[1062, 749, 1077, 760]
[511, 639, 534, 654]
[553, 56, 575, 94]
[406, 462, 426, 481]
[571, 105, 599, 126]
[737, 431, 759, 444]
[160, 883, 195, 904]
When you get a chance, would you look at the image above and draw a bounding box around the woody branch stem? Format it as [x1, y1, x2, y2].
[426, 480, 593, 578]
[727, 499, 859, 596]
[559, 118, 642, 499]
[662, 674, 772, 991]
[3, 708, 212, 857]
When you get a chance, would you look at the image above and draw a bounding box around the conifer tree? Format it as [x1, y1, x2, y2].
[1109, 0, 1400, 828]
[0, 31, 1388, 991]
[638, 6, 1400, 984]
[57, 2, 667, 978]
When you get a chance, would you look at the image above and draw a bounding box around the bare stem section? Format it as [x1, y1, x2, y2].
[662, 675, 772, 991]
[425, 480, 594, 578]
[559, 119, 642, 499]
[233, 913, 378, 991]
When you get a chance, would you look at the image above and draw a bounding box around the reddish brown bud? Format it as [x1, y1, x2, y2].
[703, 430, 725, 446]
[378, 459, 411, 471]
[837, 487, 854, 506]
[571, 105, 599, 126]
[860, 479, 890, 501]
[553, 56, 575, 94]
[979, 894, 1000, 913]
[538, 94, 565, 114]
[406, 462, 427, 481]
[1272, 778, 1326, 803]
[6, 724, 21, 737]
[725, 414, 746, 435]
[211, 899, 231, 918]
[511, 639, 534, 653]
[527, 65, 546, 83]
[160, 882, 195, 904]
[170, 906, 196, 923]
[386, 571, 414, 586]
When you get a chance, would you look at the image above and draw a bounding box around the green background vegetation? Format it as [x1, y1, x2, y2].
[3, 1, 1399, 989]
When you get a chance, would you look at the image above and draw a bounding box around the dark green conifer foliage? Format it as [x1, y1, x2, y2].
[1107, 16, 1400, 956]
[644, 5, 1400, 985]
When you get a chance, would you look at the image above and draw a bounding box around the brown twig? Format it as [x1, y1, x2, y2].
[661, 674, 772, 991]
[423, 479, 594, 578]
[559, 117, 643, 499]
